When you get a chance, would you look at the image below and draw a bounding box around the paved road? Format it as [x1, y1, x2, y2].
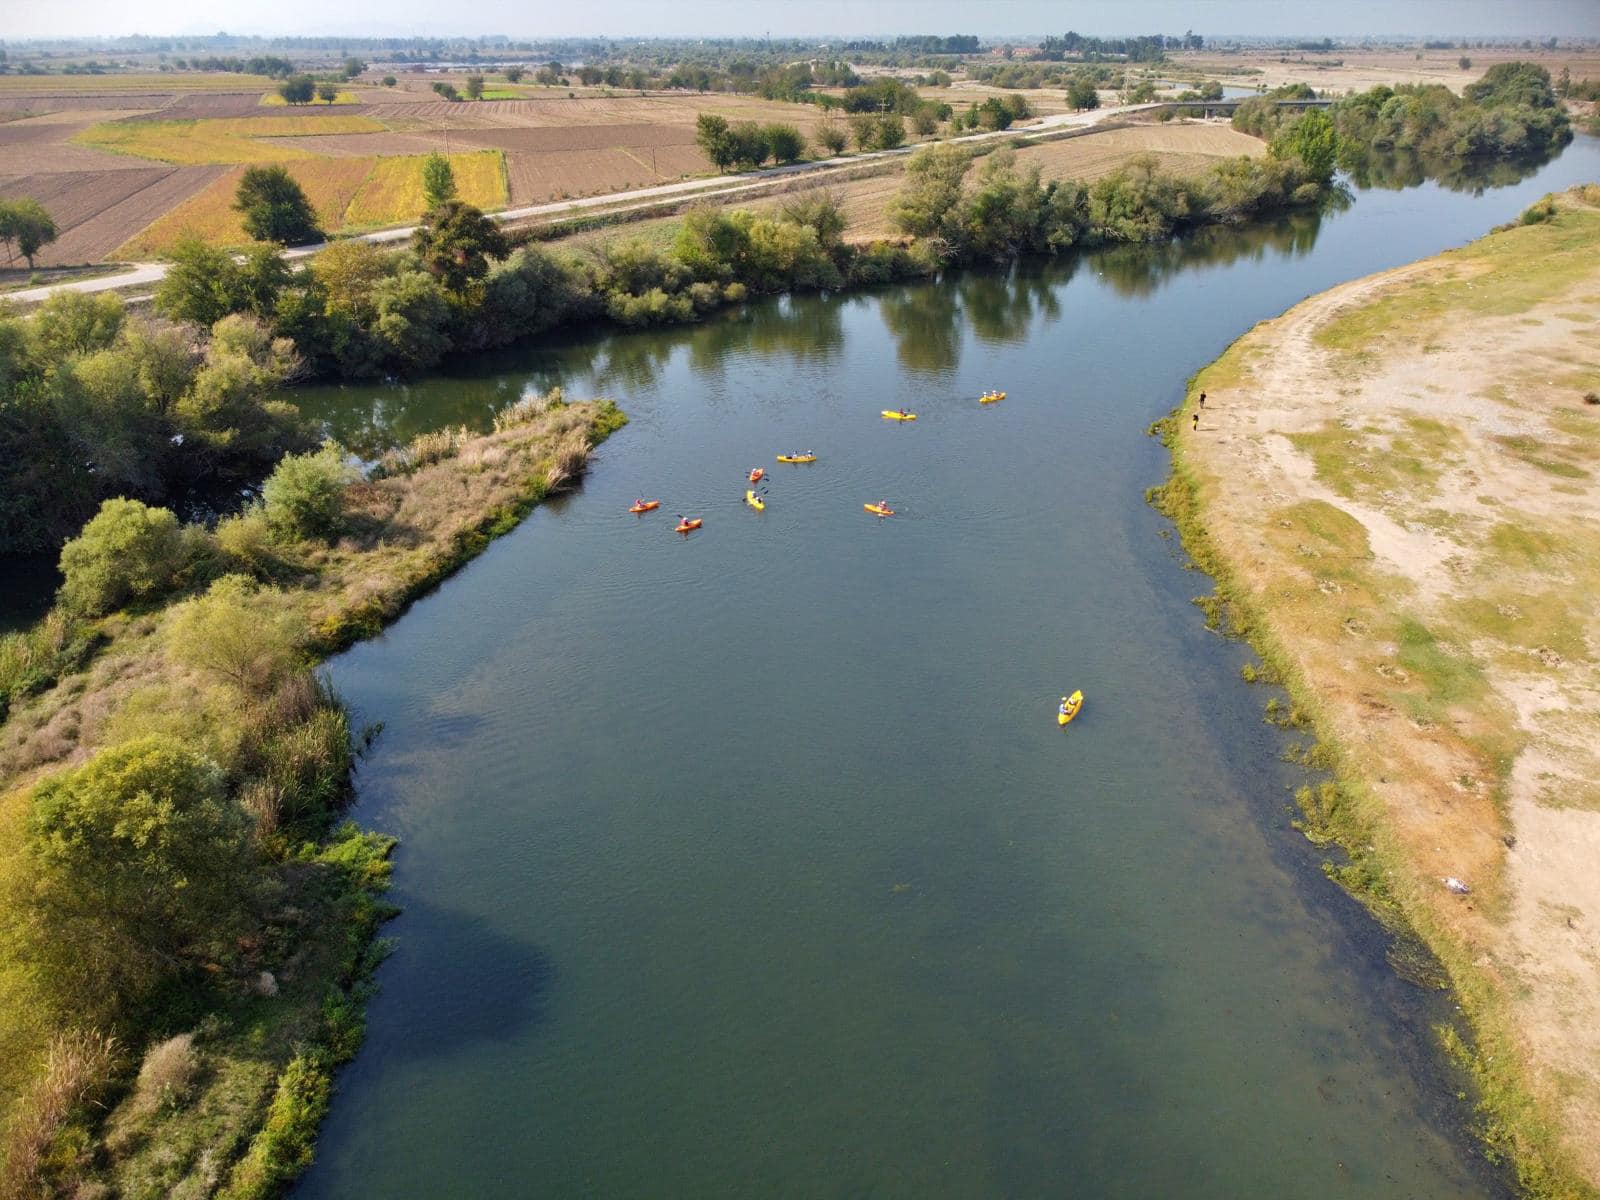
[6, 102, 1156, 306]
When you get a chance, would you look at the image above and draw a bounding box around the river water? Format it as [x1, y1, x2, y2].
[291, 139, 1600, 1198]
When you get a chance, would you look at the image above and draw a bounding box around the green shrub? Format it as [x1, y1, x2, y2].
[215, 505, 279, 576]
[167, 574, 303, 694]
[261, 444, 356, 541]
[10, 736, 253, 1023]
[56, 498, 189, 616]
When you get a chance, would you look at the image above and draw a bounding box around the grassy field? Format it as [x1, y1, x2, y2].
[116, 150, 508, 256]
[1167, 187, 1600, 1196]
[344, 149, 505, 226]
[72, 114, 386, 164]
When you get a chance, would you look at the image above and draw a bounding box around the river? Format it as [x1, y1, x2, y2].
[289, 138, 1600, 1198]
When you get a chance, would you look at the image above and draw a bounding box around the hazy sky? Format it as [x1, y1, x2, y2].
[7, 0, 1599, 41]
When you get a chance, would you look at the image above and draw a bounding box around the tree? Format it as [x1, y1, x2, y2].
[504, 66, 525, 83]
[412, 199, 509, 294]
[910, 105, 940, 136]
[342, 57, 366, 80]
[277, 74, 315, 104]
[849, 112, 878, 150]
[234, 165, 320, 246]
[815, 118, 848, 156]
[156, 236, 256, 327]
[0, 197, 59, 268]
[1459, 56, 1473, 71]
[1270, 108, 1339, 185]
[432, 81, 460, 101]
[874, 113, 907, 150]
[381, 75, 397, 87]
[57, 498, 188, 615]
[465, 74, 485, 100]
[421, 152, 457, 209]
[1066, 78, 1100, 111]
[17, 736, 252, 1018]
[765, 123, 805, 164]
[728, 121, 771, 166]
[261, 443, 355, 540]
[888, 143, 972, 240]
[695, 113, 737, 169]
[316, 81, 339, 103]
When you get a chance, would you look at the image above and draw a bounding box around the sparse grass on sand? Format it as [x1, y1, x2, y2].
[72, 115, 385, 165]
[1159, 186, 1600, 1197]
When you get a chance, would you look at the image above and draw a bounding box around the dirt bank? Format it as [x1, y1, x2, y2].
[1168, 186, 1600, 1195]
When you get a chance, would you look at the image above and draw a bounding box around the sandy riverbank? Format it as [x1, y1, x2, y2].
[1166, 185, 1600, 1194]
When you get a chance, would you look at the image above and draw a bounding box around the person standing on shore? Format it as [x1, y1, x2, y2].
[1192, 410, 1200, 431]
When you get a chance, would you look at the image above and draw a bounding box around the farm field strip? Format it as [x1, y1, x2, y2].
[71, 114, 386, 164]
[116, 150, 507, 257]
[0, 72, 274, 93]
[259, 91, 358, 106]
[343, 149, 506, 225]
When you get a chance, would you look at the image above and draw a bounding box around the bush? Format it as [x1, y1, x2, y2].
[261, 444, 356, 541]
[14, 736, 252, 1020]
[815, 118, 848, 156]
[57, 499, 189, 616]
[215, 505, 279, 576]
[167, 574, 303, 693]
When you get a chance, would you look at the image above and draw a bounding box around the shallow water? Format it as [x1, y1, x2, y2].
[291, 139, 1600, 1198]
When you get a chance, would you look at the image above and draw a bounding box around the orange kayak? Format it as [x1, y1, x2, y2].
[675, 518, 703, 533]
[864, 503, 895, 517]
[748, 468, 765, 483]
[629, 500, 661, 514]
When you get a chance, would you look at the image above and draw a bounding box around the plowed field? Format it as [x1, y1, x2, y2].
[0, 167, 224, 264]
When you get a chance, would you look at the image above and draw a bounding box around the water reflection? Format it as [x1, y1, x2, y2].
[1340, 142, 1568, 196]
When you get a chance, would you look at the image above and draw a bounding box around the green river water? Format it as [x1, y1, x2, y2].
[287, 140, 1600, 1198]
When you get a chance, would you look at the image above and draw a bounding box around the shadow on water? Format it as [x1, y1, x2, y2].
[363, 894, 555, 1060]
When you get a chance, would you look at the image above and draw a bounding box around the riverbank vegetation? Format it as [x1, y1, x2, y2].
[0, 392, 623, 1198]
[1234, 61, 1572, 188]
[1155, 186, 1600, 1197]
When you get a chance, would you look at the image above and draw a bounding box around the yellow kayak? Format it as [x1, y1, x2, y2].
[745, 489, 765, 511]
[776, 454, 817, 464]
[979, 390, 1006, 404]
[881, 410, 917, 422]
[864, 503, 895, 517]
[1057, 690, 1083, 726]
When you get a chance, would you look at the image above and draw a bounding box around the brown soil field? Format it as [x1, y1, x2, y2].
[1175, 47, 1600, 96]
[502, 144, 710, 204]
[0, 166, 224, 264]
[0, 110, 172, 173]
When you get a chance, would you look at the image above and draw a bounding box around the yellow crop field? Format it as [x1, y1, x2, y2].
[116, 151, 508, 257]
[0, 72, 272, 92]
[73, 115, 384, 164]
[259, 90, 358, 106]
[343, 150, 507, 226]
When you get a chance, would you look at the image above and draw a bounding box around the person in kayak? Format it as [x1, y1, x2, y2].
[1060, 696, 1072, 715]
